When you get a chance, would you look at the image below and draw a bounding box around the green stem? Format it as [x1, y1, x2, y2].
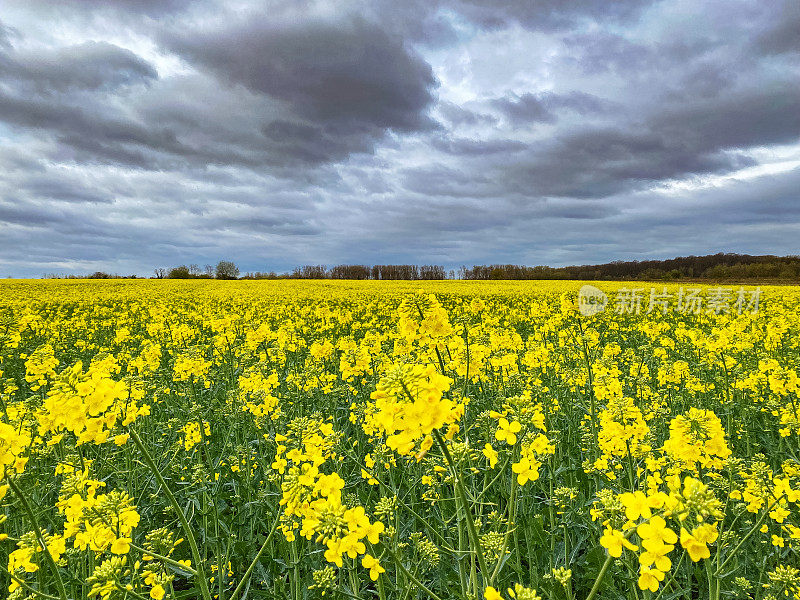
[291, 538, 300, 600]
[128, 428, 213, 600]
[713, 496, 782, 577]
[385, 547, 444, 600]
[489, 453, 518, 585]
[1, 565, 60, 600]
[706, 558, 718, 600]
[585, 553, 613, 600]
[652, 550, 686, 600]
[348, 559, 362, 599]
[115, 582, 151, 600]
[6, 477, 68, 600]
[129, 543, 198, 576]
[577, 319, 599, 465]
[432, 430, 489, 586]
[377, 559, 387, 600]
[229, 509, 281, 600]
[457, 499, 469, 598]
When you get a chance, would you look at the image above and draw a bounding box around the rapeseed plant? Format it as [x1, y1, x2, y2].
[0, 279, 798, 599]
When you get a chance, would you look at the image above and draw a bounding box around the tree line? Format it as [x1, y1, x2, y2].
[237, 264, 451, 280]
[285, 264, 450, 280]
[39, 253, 800, 281]
[462, 253, 800, 281]
[148, 263, 450, 280]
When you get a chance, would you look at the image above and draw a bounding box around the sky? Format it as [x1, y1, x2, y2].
[0, 0, 798, 277]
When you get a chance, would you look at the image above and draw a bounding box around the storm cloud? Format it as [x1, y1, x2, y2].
[0, 0, 798, 276]
[163, 18, 437, 132]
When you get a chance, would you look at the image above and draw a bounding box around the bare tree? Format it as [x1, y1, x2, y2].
[216, 260, 240, 280]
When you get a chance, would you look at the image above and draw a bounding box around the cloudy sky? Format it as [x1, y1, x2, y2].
[0, 0, 798, 276]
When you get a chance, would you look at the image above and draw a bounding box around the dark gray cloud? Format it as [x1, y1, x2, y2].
[501, 128, 756, 198]
[261, 120, 357, 165]
[0, 13, 440, 173]
[654, 81, 800, 151]
[437, 102, 499, 127]
[14, 0, 193, 16]
[162, 17, 438, 132]
[430, 55, 800, 199]
[492, 91, 611, 125]
[752, 0, 800, 56]
[0, 90, 189, 166]
[0, 20, 12, 50]
[0, 0, 798, 276]
[430, 136, 527, 156]
[560, 32, 652, 75]
[0, 41, 158, 92]
[449, 0, 653, 31]
[22, 176, 114, 204]
[492, 93, 557, 125]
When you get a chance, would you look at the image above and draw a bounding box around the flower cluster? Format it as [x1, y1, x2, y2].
[24, 344, 59, 391]
[593, 396, 651, 478]
[38, 358, 149, 445]
[599, 476, 723, 592]
[662, 407, 731, 472]
[485, 583, 542, 600]
[181, 420, 211, 451]
[367, 363, 460, 455]
[0, 421, 31, 483]
[8, 530, 67, 594]
[173, 349, 211, 387]
[57, 463, 140, 555]
[238, 364, 281, 421]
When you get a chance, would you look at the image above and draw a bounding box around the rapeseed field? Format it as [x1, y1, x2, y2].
[1, 280, 798, 600]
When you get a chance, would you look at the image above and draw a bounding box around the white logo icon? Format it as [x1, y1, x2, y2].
[578, 285, 608, 316]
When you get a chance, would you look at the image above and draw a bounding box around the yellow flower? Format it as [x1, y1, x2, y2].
[619, 491, 659, 521]
[639, 543, 672, 571]
[512, 457, 540, 485]
[770, 504, 790, 523]
[324, 538, 345, 567]
[638, 567, 665, 592]
[364, 520, 385, 544]
[110, 537, 131, 555]
[485, 586, 503, 600]
[637, 516, 677, 548]
[495, 419, 522, 445]
[680, 524, 717, 561]
[483, 443, 499, 468]
[599, 527, 638, 558]
[150, 584, 166, 600]
[361, 554, 385, 581]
